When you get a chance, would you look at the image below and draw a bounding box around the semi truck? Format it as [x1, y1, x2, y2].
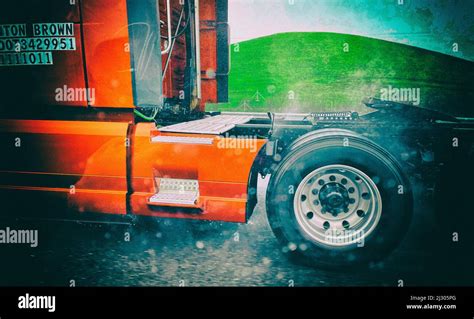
[0, 0, 473, 267]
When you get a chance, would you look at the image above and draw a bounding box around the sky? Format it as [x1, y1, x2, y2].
[228, 0, 474, 61]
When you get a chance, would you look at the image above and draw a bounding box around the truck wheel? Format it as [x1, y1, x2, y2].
[266, 129, 412, 268]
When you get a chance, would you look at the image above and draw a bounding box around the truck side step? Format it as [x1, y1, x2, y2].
[147, 178, 200, 208]
[158, 115, 253, 135]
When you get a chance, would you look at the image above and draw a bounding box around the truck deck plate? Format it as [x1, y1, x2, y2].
[158, 115, 254, 135]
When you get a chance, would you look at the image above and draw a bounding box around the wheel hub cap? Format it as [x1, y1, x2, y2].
[319, 182, 350, 215]
[293, 164, 382, 248]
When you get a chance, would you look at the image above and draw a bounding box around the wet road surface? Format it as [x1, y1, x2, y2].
[0, 178, 473, 287]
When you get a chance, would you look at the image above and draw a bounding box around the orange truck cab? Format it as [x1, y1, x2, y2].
[0, 0, 266, 223]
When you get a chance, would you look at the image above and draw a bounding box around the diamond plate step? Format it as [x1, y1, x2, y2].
[147, 178, 200, 207]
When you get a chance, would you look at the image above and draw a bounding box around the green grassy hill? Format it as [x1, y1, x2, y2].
[208, 32, 474, 117]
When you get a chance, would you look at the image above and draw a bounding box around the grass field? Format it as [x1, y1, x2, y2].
[207, 32, 474, 117]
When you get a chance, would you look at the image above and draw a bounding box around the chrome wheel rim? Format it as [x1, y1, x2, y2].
[293, 164, 382, 248]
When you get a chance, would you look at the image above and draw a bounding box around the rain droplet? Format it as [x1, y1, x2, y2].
[288, 242, 297, 251]
[196, 241, 205, 249]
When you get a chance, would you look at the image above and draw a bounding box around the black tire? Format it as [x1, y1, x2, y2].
[266, 129, 413, 268]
